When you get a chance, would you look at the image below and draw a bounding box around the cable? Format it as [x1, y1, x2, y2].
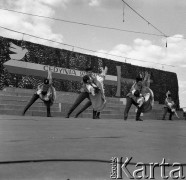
[0, 25, 175, 67]
[0, 7, 185, 40]
[0, 7, 178, 39]
[0, 158, 183, 166]
[121, 0, 186, 40]
[121, 0, 167, 37]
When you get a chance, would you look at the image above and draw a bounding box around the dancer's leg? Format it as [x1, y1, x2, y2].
[169, 111, 173, 120]
[162, 107, 168, 120]
[66, 92, 89, 118]
[124, 97, 133, 120]
[93, 110, 97, 119]
[22, 94, 39, 115]
[44, 100, 52, 117]
[74, 100, 92, 118]
[136, 107, 143, 121]
[96, 112, 101, 119]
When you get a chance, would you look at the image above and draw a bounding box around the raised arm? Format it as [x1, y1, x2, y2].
[100, 66, 108, 77]
[142, 72, 151, 87]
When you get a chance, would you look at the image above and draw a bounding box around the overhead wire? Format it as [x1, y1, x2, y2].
[121, 0, 167, 37]
[0, 7, 185, 40]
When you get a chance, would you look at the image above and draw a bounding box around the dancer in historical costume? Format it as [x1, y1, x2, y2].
[162, 91, 178, 120]
[22, 69, 56, 117]
[124, 72, 154, 121]
[135, 72, 154, 120]
[65, 67, 93, 118]
[83, 67, 107, 119]
[124, 74, 143, 121]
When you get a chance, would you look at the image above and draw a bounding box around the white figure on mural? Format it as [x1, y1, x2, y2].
[9, 42, 28, 60]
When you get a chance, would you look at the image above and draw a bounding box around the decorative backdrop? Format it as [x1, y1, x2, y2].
[0, 36, 179, 106]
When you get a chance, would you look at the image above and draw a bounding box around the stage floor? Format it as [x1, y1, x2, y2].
[0, 115, 186, 180]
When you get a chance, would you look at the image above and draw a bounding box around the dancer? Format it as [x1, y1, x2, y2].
[83, 75, 99, 97]
[124, 74, 143, 121]
[65, 67, 93, 118]
[22, 68, 56, 117]
[135, 72, 154, 120]
[124, 72, 154, 121]
[84, 67, 107, 119]
[162, 91, 178, 120]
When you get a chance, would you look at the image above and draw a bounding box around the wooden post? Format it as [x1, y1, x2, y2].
[116, 66, 121, 97]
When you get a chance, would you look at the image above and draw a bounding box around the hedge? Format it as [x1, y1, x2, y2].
[0, 36, 179, 106]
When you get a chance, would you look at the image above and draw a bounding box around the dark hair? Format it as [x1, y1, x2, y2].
[134, 90, 140, 97]
[136, 74, 143, 82]
[44, 78, 49, 84]
[85, 67, 93, 72]
[83, 75, 90, 83]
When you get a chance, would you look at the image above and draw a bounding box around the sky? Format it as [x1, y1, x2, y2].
[0, 0, 186, 107]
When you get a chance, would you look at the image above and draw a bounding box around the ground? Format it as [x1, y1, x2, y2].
[0, 115, 186, 180]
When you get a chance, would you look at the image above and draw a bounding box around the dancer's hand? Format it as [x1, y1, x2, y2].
[39, 94, 45, 101]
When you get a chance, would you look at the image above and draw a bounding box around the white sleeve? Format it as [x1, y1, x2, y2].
[132, 89, 136, 95]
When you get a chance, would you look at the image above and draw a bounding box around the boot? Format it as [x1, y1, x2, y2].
[65, 114, 70, 118]
[169, 113, 173, 120]
[136, 109, 143, 121]
[96, 112, 101, 119]
[47, 104, 52, 117]
[93, 110, 97, 119]
[65, 108, 73, 118]
[136, 118, 143, 121]
[74, 113, 80, 118]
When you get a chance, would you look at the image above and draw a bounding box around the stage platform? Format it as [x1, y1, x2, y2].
[0, 115, 186, 180]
